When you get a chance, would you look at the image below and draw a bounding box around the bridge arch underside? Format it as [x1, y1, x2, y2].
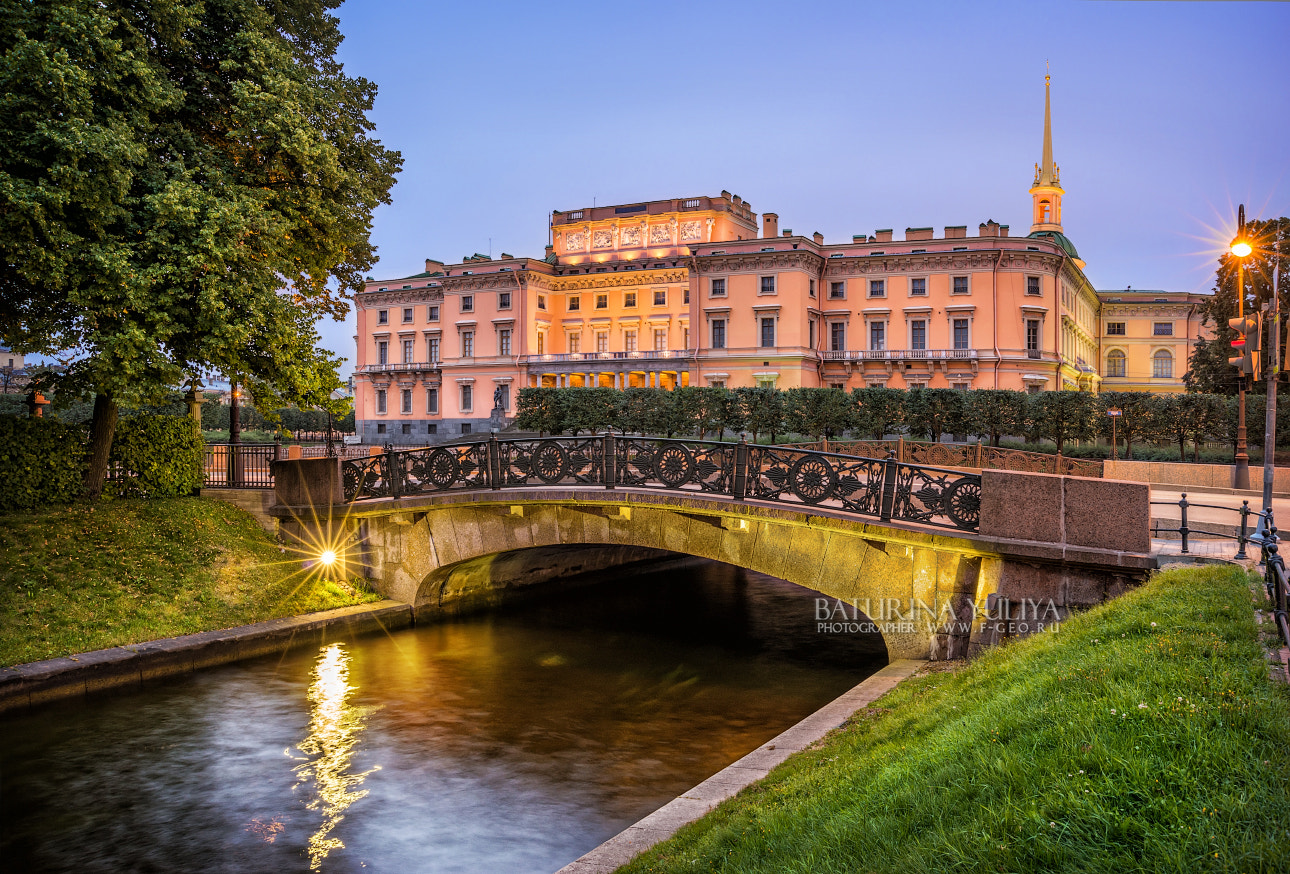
[357, 495, 1002, 660]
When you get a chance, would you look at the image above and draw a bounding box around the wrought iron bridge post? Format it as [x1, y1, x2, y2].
[602, 432, 616, 489]
[880, 450, 899, 522]
[487, 433, 501, 490]
[731, 435, 748, 500]
[1178, 493, 1189, 555]
[384, 442, 402, 499]
[1237, 500, 1250, 561]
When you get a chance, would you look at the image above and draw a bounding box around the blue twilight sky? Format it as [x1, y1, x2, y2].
[316, 0, 1290, 376]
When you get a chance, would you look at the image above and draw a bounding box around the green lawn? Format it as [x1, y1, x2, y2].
[620, 565, 1290, 873]
[0, 497, 378, 667]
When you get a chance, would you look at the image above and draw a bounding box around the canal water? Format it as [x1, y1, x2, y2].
[1, 558, 886, 873]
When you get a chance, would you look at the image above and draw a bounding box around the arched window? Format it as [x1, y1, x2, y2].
[1106, 349, 1126, 378]
[1039, 199, 1051, 223]
[1152, 349, 1173, 379]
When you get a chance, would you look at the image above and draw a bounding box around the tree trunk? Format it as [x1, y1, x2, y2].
[83, 392, 119, 500]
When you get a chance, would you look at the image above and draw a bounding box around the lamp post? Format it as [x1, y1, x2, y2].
[1233, 205, 1252, 490]
[1106, 407, 1122, 461]
[1259, 223, 1282, 514]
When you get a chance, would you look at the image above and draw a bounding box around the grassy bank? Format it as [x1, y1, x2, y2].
[621, 565, 1290, 873]
[0, 498, 378, 667]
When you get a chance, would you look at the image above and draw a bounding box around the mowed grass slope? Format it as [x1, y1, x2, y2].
[0, 498, 377, 667]
[620, 565, 1290, 874]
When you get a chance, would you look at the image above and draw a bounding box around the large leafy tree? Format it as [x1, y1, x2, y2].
[0, 0, 402, 495]
[964, 389, 1028, 447]
[1032, 390, 1096, 453]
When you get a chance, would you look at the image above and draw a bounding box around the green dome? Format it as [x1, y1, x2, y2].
[1027, 230, 1080, 260]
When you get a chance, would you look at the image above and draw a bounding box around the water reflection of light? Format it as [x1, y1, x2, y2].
[293, 643, 379, 870]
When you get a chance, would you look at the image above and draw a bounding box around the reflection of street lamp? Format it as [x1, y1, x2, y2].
[1232, 205, 1252, 490]
[1106, 407, 1122, 460]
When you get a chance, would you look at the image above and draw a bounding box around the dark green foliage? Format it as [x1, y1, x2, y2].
[619, 388, 668, 435]
[903, 387, 967, 443]
[514, 387, 565, 435]
[106, 414, 203, 498]
[737, 387, 785, 442]
[1033, 390, 1096, 452]
[561, 387, 620, 435]
[966, 389, 1028, 446]
[852, 386, 905, 439]
[784, 388, 854, 440]
[0, 416, 88, 510]
[1095, 391, 1161, 459]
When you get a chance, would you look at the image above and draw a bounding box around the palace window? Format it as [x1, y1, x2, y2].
[401, 389, 412, 414]
[953, 318, 970, 349]
[568, 295, 580, 311]
[911, 320, 926, 351]
[427, 423, 437, 435]
[870, 322, 885, 351]
[684, 287, 690, 304]
[711, 278, 726, 297]
[1107, 322, 1125, 335]
[402, 423, 412, 435]
[568, 333, 581, 353]
[1027, 276, 1041, 296]
[376, 389, 387, 414]
[596, 331, 608, 353]
[427, 305, 439, 321]
[402, 307, 413, 323]
[760, 276, 776, 295]
[624, 329, 638, 352]
[498, 329, 511, 356]
[461, 295, 474, 312]
[1153, 349, 1173, 378]
[376, 423, 386, 434]
[1026, 319, 1041, 352]
[952, 276, 969, 295]
[760, 317, 776, 348]
[461, 423, 472, 435]
[460, 384, 473, 411]
[427, 337, 440, 364]
[1153, 322, 1173, 336]
[711, 319, 727, 349]
[869, 280, 885, 298]
[426, 388, 439, 414]
[402, 339, 414, 363]
[536, 332, 544, 355]
[830, 322, 846, 351]
[654, 328, 667, 351]
[596, 293, 608, 309]
[830, 281, 846, 300]
[809, 279, 816, 298]
[653, 290, 667, 306]
[624, 291, 637, 308]
[1106, 349, 1126, 377]
[537, 295, 546, 310]
[377, 310, 388, 324]
[461, 331, 474, 358]
[498, 292, 511, 310]
[909, 278, 926, 296]
[377, 341, 388, 365]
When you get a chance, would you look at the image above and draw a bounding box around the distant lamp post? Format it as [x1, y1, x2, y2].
[1106, 407, 1122, 460]
[1231, 205, 1253, 490]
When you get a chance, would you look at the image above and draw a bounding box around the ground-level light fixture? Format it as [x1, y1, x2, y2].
[319, 549, 337, 566]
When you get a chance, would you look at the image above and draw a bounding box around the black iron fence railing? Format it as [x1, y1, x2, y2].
[787, 438, 1104, 478]
[341, 435, 982, 531]
[1149, 493, 1268, 560]
[203, 443, 279, 489]
[1263, 532, 1290, 650]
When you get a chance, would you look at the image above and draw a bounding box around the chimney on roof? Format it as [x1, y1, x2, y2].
[979, 220, 1000, 237]
[874, 229, 893, 243]
[813, 232, 824, 245]
[763, 212, 779, 238]
[425, 258, 444, 272]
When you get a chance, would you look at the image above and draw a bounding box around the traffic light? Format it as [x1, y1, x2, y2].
[1228, 313, 1262, 380]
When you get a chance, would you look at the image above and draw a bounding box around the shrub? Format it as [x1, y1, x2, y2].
[0, 416, 88, 510]
[106, 415, 204, 498]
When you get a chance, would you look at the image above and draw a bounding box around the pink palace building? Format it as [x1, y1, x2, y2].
[352, 79, 1206, 444]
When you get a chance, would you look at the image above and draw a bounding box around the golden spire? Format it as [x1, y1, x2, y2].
[1035, 71, 1059, 187]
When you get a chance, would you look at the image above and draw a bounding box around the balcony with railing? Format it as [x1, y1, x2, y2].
[521, 349, 697, 369]
[817, 349, 981, 363]
[357, 362, 443, 374]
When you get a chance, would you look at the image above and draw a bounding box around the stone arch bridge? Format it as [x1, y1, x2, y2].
[272, 436, 1154, 660]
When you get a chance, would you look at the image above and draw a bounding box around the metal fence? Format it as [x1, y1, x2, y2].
[341, 435, 983, 531]
[1263, 533, 1290, 650]
[1149, 493, 1267, 560]
[203, 443, 280, 488]
[788, 438, 1104, 478]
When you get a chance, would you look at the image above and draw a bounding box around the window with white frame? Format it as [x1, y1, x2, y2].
[402, 307, 413, 323]
[461, 331, 474, 358]
[426, 387, 439, 414]
[461, 295, 474, 312]
[711, 278, 726, 297]
[1026, 276, 1041, 296]
[377, 341, 388, 365]
[653, 328, 667, 351]
[401, 389, 412, 413]
[427, 336, 440, 364]
[428, 305, 439, 321]
[952, 276, 969, 295]
[402, 339, 414, 364]
[653, 289, 667, 306]
[568, 333, 581, 353]
[624, 329, 638, 352]
[759, 276, 776, 295]
[498, 292, 511, 309]
[1153, 322, 1174, 336]
[376, 389, 387, 414]
[711, 319, 726, 349]
[1153, 349, 1173, 378]
[498, 328, 511, 356]
[829, 281, 846, 300]
[568, 295, 580, 311]
[909, 277, 927, 296]
[596, 331, 608, 353]
[869, 279, 885, 298]
[911, 319, 926, 351]
[1107, 322, 1125, 335]
[760, 317, 776, 347]
[870, 321, 885, 351]
[1106, 349, 1126, 377]
[624, 291, 637, 308]
[460, 384, 473, 411]
[1026, 319, 1041, 352]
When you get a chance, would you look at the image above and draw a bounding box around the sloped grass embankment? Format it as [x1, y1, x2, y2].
[621, 565, 1290, 873]
[0, 498, 377, 667]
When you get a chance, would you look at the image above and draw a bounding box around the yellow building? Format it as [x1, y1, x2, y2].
[1095, 289, 1208, 393]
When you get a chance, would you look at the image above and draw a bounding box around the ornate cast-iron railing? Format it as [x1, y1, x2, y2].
[788, 438, 1104, 479]
[342, 435, 982, 531]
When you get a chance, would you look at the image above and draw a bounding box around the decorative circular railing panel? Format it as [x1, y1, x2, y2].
[342, 436, 981, 532]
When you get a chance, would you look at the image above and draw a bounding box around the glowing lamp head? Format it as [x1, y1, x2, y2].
[319, 549, 337, 567]
[1231, 239, 1253, 258]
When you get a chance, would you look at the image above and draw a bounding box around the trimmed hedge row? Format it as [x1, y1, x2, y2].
[0, 414, 203, 510]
